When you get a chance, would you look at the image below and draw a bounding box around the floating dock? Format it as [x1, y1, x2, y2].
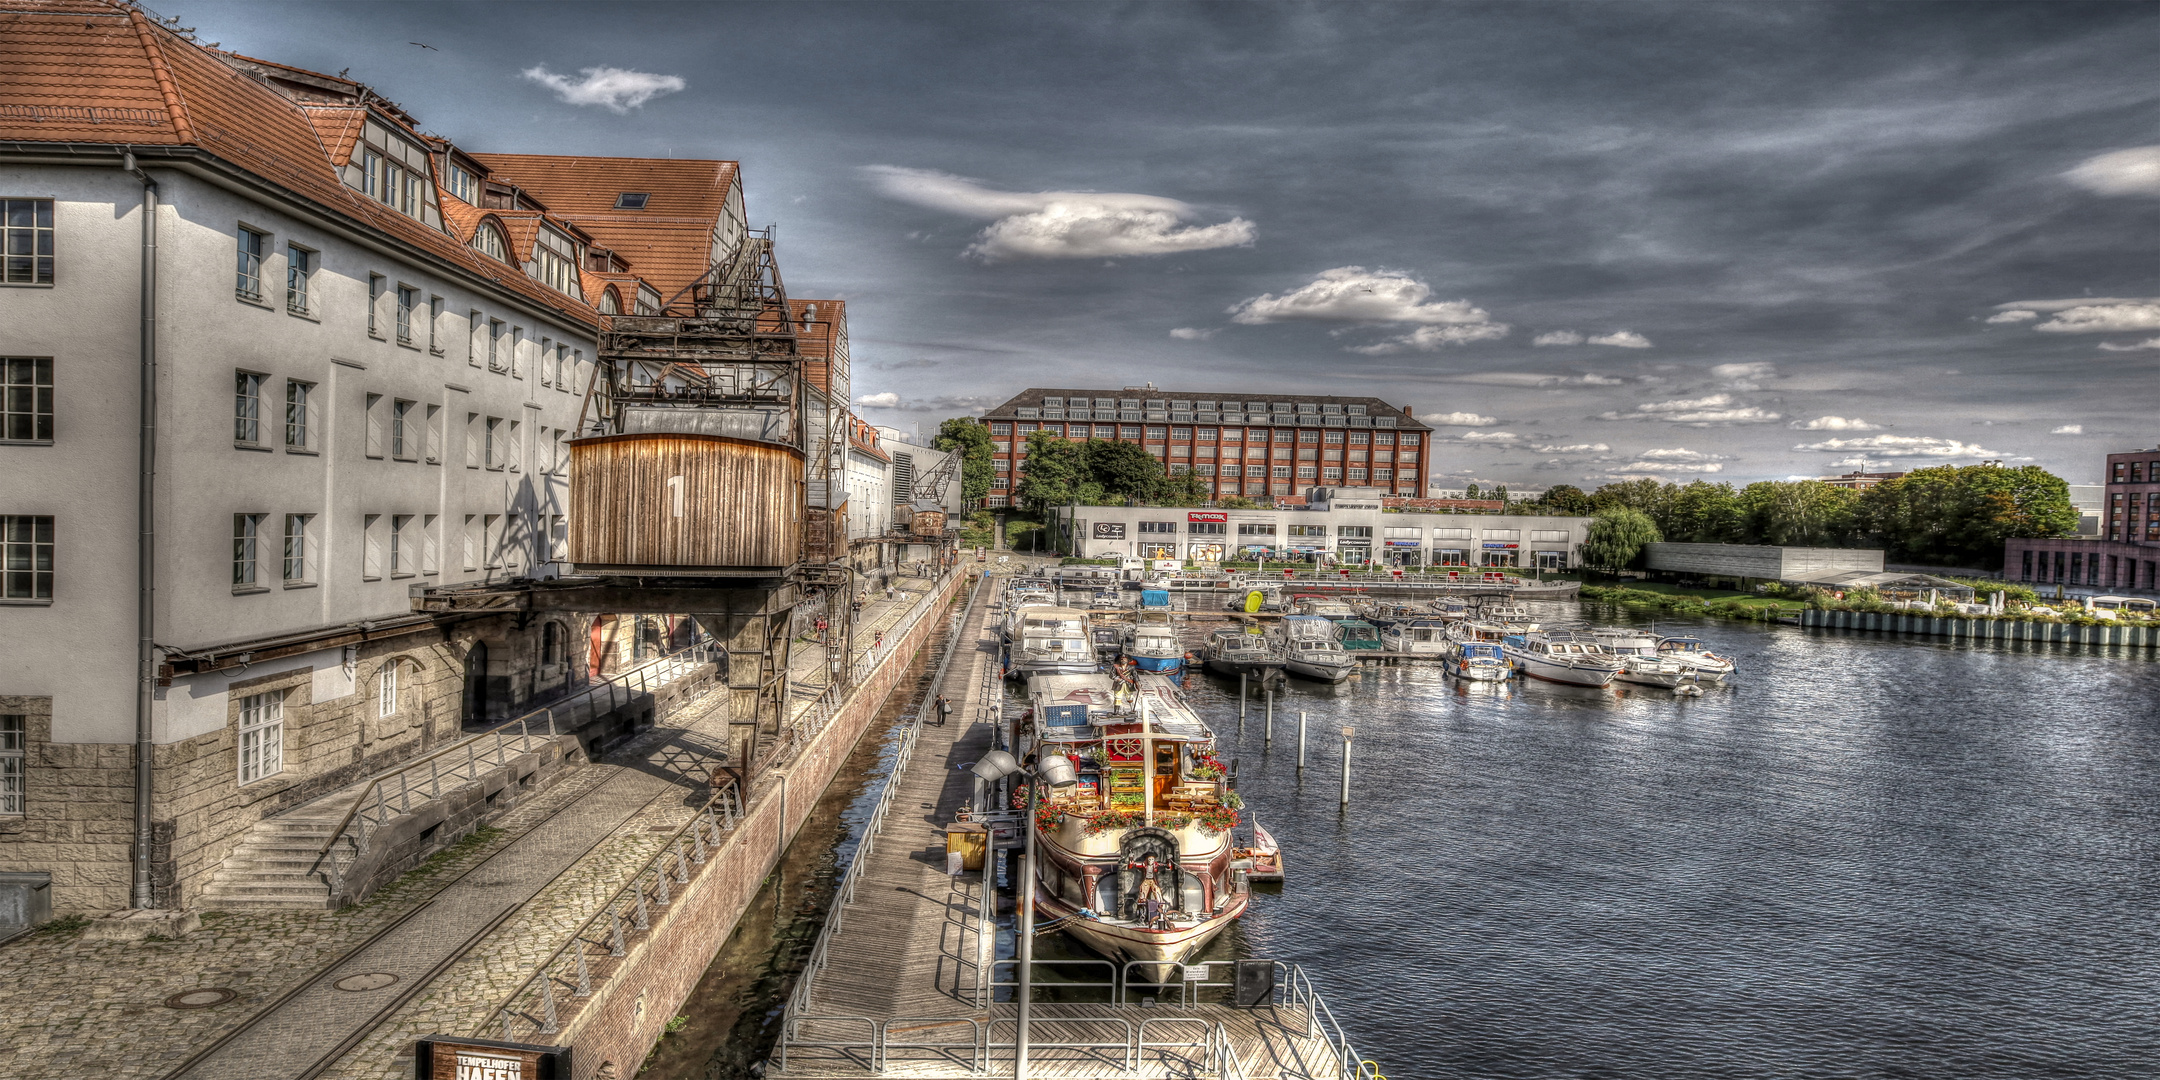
[769, 573, 1375, 1079]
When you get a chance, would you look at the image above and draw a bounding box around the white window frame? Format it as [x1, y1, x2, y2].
[390, 514, 413, 576]
[1, 515, 53, 601]
[394, 284, 417, 345]
[282, 513, 313, 584]
[285, 244, 314, 316]
[368, 274, 386, 337]
[283, 379, 314, 451]
[1, 198, 56, 285]
[232, 513, 265, 590]
[0, 712, 23, 816]
[378, 661, 399, 718]
[236, 691, 284, 785]
[391, 399, 415, 459]
[2, 356, 54, 444]
[235, 225, 268, 301]
[234, 370, 264, 446]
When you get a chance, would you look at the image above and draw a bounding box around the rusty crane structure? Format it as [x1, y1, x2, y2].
[560, 227, 856, 771]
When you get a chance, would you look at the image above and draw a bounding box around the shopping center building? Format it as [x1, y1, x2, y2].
[1057, 488, 1592, 569]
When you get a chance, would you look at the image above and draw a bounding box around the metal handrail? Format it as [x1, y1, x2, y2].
[879, 1017, 984, 1074]
[314, 642, 718, 894]
[483, 776, 743, 1042]
[1277, 961, 1383, 1080]
[985, 1015, 1139, 1073]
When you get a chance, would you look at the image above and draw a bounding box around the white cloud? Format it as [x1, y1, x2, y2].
[862, 166, 1254, 261]
[2063, 146, 2160, 198]
[1635, 447, 1724, 462]
[1228, 268, 1507, 338]
[1345, 322, 1511, 353]
[1995, 297, 2158, 312]
[1458, 431, 1524, 443]
[2098, 337, 2160, 352]
[1420, 411, 1499, 426]
[1533, 331, 1585, 346]
[1587, 330, 1652, 349]
[1711, 361, 1775, 381]
[2051, 425, 2084, 435]
[1794, 434, 2011, 459]
[1790, 416, 1880, 431]
[1608, 461, 1726, 474]
[853, 392, 901, 409]
[2032, 303, 2160, 334]
[1600, 393, 1781, 425]
[1532, 442, 1610, 453]
[521, 65, 686, 113]
[1985, 309, 2039, 324]
[1169, 327, 1217, 340]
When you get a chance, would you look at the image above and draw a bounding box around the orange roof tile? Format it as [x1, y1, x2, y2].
[0, 0, 597, 329]
[469, 153, 740, 301]
[299, 103, 364, 167]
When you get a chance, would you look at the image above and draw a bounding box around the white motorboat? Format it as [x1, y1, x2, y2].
[1290, 593, 1358, 620]
[1021, 670, 1250, 981]
[1004, 606, 1099, 678]
[1447, 640, 1512, 681]
[1122, 612, 1185, 674]
[1655, 636, 1735, 683]
[1590, 628, 1697, 688]
[1200, 626, 1283, 679]
[1380, 618, 1452, 655]
[1274, 619, 1358, 682]
[1504, 631, 1621, 687]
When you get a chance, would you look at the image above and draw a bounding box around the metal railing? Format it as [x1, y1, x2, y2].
[1279, 962, 1383, 1080]
[484, 777, 744, 1042]
[314, 642, 719, 898]
[766, 565, 964, 769]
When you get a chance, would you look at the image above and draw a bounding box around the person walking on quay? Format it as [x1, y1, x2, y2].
[934, 694, 952, 727]
[874, 628, 885, 654]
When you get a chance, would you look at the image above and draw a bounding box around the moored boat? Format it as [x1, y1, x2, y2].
[1447, 640, 1512, 681]
[1122, 611, 1185, 674]
[1504, 631, 1621, 687]
[1591, 628, 1696, 688]
[1274, 618, 1358, 682]
[1655, 636, 1735, 683]
[1291, 593, 1358, 620]
[1200, 625, 1283, 679]
[1004, 606, 1099, 679]
[1021, 670, 1251, 981]
[1335, 619, 1385, 652]
[1381, 618, 1452, 655]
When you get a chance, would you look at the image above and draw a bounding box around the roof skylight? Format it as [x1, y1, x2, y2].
[614, 193, 649, 209]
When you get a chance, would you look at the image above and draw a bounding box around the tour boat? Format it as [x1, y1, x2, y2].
[1504, 631, 1622, 687]
[1021, 670, 1251, 982]
[1004, 606, 1099, 679]
[1381, 618, 1453, 655]
[1274, 618, 1358, 682]
[1121, 612, 1185, 674]
[1590, 628, 1697, 688]
[1447, 641, 1512, 681]
[1200, 625, 1283, 679]
[1335, 619, 1386, 652]
[1655, 636, 1735, 683]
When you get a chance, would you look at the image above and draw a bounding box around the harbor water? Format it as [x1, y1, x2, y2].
[1185, 603, 2160, 1077]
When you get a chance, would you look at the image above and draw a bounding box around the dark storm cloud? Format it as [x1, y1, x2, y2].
[181, 0, 2160, 485]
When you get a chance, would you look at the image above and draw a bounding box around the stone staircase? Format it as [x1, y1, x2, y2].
[196, 804, 348, 910]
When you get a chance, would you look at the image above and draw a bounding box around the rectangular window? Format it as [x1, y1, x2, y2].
[0, 713, 22, 815]
[1324, 467, 1342, 480]
[447, 163, 478, 204]
[2, 357, 53, 442]
[1120, 426, 1142, 439]
[1288, 524, 1327, 538]
[427, 295, 444, 354]
[368, 274, 385, 336]
[365, 393, 385, 458]
[282, 514, 311, 583]
[1145, 426, 1167, 440]
[989, 423, 1012, 436]
[391, 514, 412, 575]
[465, 413, 481, 468]
[363, 513, 384, 579]
[1271, 466, 1291, 479]
[550, 515, 567, 561]
[1376, 468, 1394, 481]
[236, 691, 283, 784]
[485, 417, 502, 468]
[488, 320, 506, 371]
[234, 371, 264, 444]
[463, 514, 479, 571]
[2, 199, 56, 285]
[425, 405, 442, 465]
[391, 399, 414, 459]
[422, 514, 440, 574]
[2, 516, 54, 600]
[507, 420, 522, 472]
[381, 160, 402, 207]
[282, 379, 313, 450]
[1138, 521, 1177, 534]
[510, 327, 525, 378]
[1297, 466, 1317, 479]
[1348, 468, 1368, 481]
[1339, 526, 1374, 538]
[395, 286, 417, 345]
[235, 226, 267, 300]
[483, 514, 503, 568]
[378, 662, 399, 718]
[232, 513, 264, 588]
[285, 245, 314, 314]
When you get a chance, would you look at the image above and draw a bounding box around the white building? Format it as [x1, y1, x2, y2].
[1064, 489, 1590, 569]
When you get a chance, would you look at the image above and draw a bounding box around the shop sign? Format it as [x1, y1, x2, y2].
[1093, 522, 1127, 539]
[415, 1036, 569, 1080]
[1187, 511, 1228, 523]
[1385, 540, 1421, 547]
[1152, 559, 1181, 571]
[1482, 541, 1518, 549]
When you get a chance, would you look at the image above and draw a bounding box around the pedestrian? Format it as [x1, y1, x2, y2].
[874, 629, 885, 652]
[935, 694, 953, 727]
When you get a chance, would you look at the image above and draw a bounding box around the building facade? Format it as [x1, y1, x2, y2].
[0, 4, 797, 915]
[2004, 446, 2160, 595]
[977, 387, 1433, 507]
[1065, 495, 1590, 569]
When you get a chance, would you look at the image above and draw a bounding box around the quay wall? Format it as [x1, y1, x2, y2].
[1799, 608, 2158, 647]
[548, 570, 969, 1080]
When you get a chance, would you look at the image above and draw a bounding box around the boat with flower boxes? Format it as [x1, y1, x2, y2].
[1018, 668, 1251, 980]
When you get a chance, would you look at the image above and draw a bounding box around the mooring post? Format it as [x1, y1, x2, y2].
[1297, 711, 1308, 769]
[1239, 671, 1248, 728]
[1340, 726, 1355, 807]
[1264, 687, 1273, 747]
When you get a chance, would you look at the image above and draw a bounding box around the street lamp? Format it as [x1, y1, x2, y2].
[971, 749, 1078, 1079]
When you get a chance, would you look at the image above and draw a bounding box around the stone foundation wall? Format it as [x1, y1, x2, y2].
[552, 573, 966, 1080]
[0, 695, 135, 914]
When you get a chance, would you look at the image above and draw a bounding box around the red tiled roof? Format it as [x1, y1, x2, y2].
[299, 103, 364, 167]
[469, 153, 739, 302]
[0, 0, 598, 329]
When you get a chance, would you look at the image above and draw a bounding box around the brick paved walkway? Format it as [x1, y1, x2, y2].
[0, 574, 950, 1080]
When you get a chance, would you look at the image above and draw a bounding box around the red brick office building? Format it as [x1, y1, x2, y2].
[976, 388, 1433, 507]
[2004, 445, 2160, 593]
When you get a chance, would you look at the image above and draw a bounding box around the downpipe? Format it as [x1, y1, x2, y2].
[125, 149, 160, 910]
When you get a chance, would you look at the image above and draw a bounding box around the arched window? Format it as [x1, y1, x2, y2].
[598, 286, 620, 315]
[474, 221, 508, 262]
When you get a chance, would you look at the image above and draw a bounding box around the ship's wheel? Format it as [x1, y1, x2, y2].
[1105, 736, 1144, 759]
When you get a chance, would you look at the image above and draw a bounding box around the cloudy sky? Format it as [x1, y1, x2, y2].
[190, 1, 2158, 487]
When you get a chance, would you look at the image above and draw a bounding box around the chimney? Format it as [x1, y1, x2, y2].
[1403, 405, 1412, 417]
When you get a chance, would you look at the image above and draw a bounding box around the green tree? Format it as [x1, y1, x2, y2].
[1855, 464, 2075, 569]
[1533, 484, 1594, 516]
[1579, 507, 1662, 574]
[1736, 480, 1855, 547]
[1464, 483, 1481, 499]
[932, 418, 995, 503]
[1013, 430, 1086, 512]
[1661, 481, 1744, 542]
[1085, 439, 1164, 500]
[1146, 470, 1210, 506]
[1590, 478, 1672, 519]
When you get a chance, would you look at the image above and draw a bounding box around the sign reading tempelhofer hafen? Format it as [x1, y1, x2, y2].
[1093, 522, 1126, 539]
[414, 1036, 569, 1080]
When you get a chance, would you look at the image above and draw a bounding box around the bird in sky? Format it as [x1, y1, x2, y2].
[409, 41, 437, 51]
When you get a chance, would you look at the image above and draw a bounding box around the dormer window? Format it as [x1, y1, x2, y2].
[446, 163, 479, 204]
[530, 226, 583, 300]
[598, 286, 621, 315]
[614, 193, 649, 209]
[635, 284, 662, 316]
[474, 221, 508, 262]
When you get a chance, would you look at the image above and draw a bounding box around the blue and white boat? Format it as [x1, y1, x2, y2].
[1122, 611, 1185, 674]
[1448, 641, 1512, 681]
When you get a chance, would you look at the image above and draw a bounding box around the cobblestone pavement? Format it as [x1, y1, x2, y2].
[0, 573, 955, 1080]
